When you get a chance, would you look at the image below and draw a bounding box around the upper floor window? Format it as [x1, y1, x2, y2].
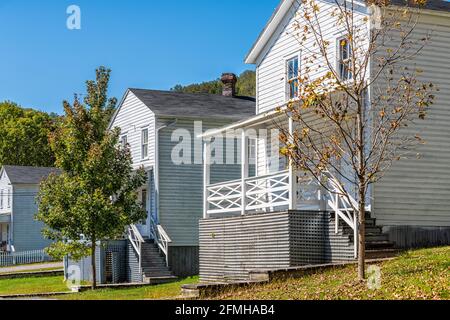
[120, 135, 128, 148]
[141, 128, 149, 160]
[287, 56, 300, 100]
[0, 190, 3, 209]
[338, 37, 353, 81]
[7, 189, 10, 208]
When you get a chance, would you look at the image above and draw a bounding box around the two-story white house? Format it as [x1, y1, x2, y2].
[67, 74, 256, 284]
[198, 0, 450, 283]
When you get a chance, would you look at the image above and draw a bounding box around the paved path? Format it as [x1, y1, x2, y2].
[0, 262, 63, 274]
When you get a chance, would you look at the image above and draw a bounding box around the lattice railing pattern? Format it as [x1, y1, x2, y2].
[245, 171, 290, 211]
[207, 180, 242, 215]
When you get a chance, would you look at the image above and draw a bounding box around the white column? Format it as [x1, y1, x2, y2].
[241, 130, 249, 216]
[203, 141, 211, 219]
[288, 117, 297, 210]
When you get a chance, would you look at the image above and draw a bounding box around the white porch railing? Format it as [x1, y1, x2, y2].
[324, 174, 359, 258]
[127, 224, 144, 278]
[207, 170, 291, 216]
[150, 216, 172, 267]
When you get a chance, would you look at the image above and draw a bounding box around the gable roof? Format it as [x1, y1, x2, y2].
[112, 89, 255, 125]
[1, 166, 60, 185]
[245, 0, 450, 64]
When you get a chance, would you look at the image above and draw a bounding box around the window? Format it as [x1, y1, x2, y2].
[287, 55, 300, 100]
[0, 190, 3, 209]
[338, 37, 353, 81]
[141, 129, 149, 160]
[120, 135, 128, 148]
[249, 139, 256, 165]
[7, 189, 10, 208]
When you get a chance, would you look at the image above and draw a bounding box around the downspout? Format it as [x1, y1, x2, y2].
[9, 185, 14, 252]
[154, 119, 178, 224]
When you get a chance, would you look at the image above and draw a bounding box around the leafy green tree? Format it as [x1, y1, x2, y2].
[0, 101, 56, 167]
[37, 67, 147, 289]
[171, 70, 256, 97]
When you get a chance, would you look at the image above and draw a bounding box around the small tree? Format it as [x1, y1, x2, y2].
[37, 67, 147, 289]
[277, 0, 435, 280]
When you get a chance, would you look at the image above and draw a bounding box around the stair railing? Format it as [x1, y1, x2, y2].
[323, 173, 359, 258]
[150, 216, 172, 267]
[128, 224, 145, 279]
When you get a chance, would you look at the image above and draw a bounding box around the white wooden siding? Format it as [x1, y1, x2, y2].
[111, 91, 156, 169]
[0, 171, 12, 214]
[373, 12, 450, 227]
[255, 0, 368, 114]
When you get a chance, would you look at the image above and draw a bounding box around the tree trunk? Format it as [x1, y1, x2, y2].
[358, 187, 366, 281]
[91, 237, 97, 290]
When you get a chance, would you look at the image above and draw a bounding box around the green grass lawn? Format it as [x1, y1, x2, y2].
[58, 277, 199, 300]
[0, 276, 69, 296]
[212, 247, 450, 300]
[0, 274, 198, 299]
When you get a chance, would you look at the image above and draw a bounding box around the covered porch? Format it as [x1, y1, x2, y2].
[200, 110, 360, 261]
[0, 214, 12, 252]
[201, 110, 329, 218]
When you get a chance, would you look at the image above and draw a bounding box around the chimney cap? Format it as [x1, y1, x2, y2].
[221, 73, 237, 83]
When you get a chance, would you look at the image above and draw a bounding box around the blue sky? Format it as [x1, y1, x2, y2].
[0, 0, 279, 114]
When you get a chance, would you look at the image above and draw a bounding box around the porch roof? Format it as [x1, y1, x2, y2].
[198, 107, 287, 139]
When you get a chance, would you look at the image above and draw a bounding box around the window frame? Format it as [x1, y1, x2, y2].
[120, 134, 128, 149]
[0, 190, 3, 210]
[7, 189, 10, 208]
[337, 36, 353, 81]
[285, 52, 301, 101]
[141, 128, 149, 160]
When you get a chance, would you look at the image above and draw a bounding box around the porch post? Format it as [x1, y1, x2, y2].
[241, 130, 249, 216]
[288, 117, 297, 210]
[203, 140, 211, 219]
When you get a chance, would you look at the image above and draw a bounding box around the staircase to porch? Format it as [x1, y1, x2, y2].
[127, 223, 176, 284]
[336, 212, 400, 259]
[140, 240, 176, 283]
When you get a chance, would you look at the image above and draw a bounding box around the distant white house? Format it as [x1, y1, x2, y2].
[0, 166, 58, 253]
[198, 0, 450, 283]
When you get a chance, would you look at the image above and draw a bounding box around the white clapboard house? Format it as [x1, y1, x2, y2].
[199, 0, 450, 283]
[68, 74, 255, 284]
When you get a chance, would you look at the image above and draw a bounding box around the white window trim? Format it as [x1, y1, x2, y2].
[120, 133, 128, 148]
[284, 51, 301, 102]
[336, 36, 353, 82]
[141, 127, 149, 161]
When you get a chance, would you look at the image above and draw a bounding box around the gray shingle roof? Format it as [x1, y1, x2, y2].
[2, 166, 60, 185]
[129, 89, 256, 121]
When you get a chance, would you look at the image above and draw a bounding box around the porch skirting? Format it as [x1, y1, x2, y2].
[199, 211, 355, 283]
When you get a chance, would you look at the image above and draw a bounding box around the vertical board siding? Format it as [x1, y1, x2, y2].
[12, 185, 52, 252]
[111, 91, 156, 169]
[158, 118, 242, 247]
[168, 246, 199, 277]
[373, 13, 450, 227]
[199, 211, 355, 283]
